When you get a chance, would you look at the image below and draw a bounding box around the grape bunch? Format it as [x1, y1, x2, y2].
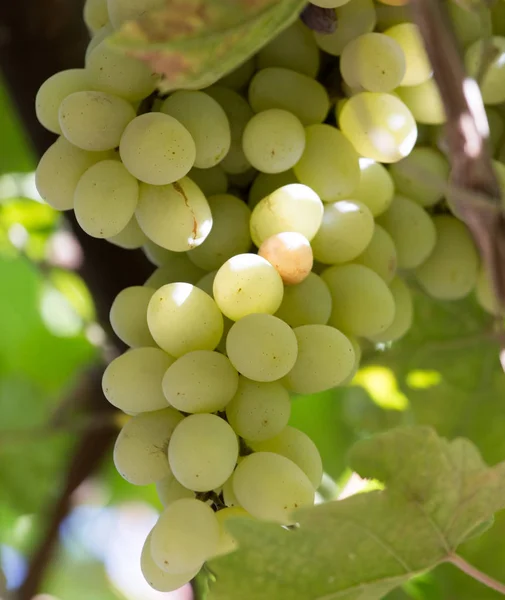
[34, 0, 504, 592]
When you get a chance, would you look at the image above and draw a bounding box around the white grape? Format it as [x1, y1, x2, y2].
[275, 272, 332, 328]
[110, 286, 156, 348]
[258, 232, 313, 285]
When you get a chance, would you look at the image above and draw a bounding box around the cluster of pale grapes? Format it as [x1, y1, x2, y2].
[34, 0, 505, 592]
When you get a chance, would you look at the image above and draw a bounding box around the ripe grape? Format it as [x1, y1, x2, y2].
[353, 158, 394, 217]
[397, 78, 446, 125]
[275, 272, 332, 328]
[354, 224, 397, 283]
[108, 216, 148, 250]
[465, 37, 505, 105]
[370, 276, 413, 343]
[188, 165, 228, 197]
[83, 0, 109, 34]
[384, 23, 432, 86]
[156, 473, 194, 507]
[110, 286, 156, 348]
[258, 232, 313, 285]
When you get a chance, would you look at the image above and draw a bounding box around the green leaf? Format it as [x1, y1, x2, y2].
[208, 426, 505, 600]
[110, 0, 307, 91]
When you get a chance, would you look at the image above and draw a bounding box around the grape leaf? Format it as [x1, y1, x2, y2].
[207, 426, 505, 600]
[109, 0, 307, 91]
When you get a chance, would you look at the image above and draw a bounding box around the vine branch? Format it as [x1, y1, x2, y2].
[448, 554, 505, 595]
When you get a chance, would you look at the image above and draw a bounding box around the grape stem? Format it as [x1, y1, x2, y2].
[448, 554, 505, 595]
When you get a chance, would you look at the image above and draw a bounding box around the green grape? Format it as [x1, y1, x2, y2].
[275, 272, 332, 327]
[375, 4, 412, 30]
[161, 91, 231, 169]
[353, 158, 395, 216]
[248, 170, 298, 209]
[141, 532, 200, 592]
[36, 69, 94, 134]
[249, 184, 324, 247]
[102, 347, 174, 413]
[213, 254, 284, 321]
[107, 0, 165, 28]
[168, 414, 238, 492]
[156, 473, 194, 507]
[36, 137, 111, 211]
[58, 90, 134, 151]
[232, 452, 315, 524]
[384, 23, 432, 86]
[486, 108, 504, 155]
[249, 426, 323, 489]
[223, 475, 241, 507]
[475, 265, 501, 315]
[87, 39, 158, 101]
[147, 283, 223, 357]
[322, 264, 396, 337]
[256, 21, 320, 78]
[465, 37, 505, 104]
[162, 351, 239, 413]
[205, 86, 253, 174]
[242, 109, 305, 174]
[120, 113, 196, 185]
[448, 0, 492, 48]
[389, 146, 449, 206]
[74, 160, 138, 238]
[248, 68, 330, 126]
[377, 195, 436, 268]
[113, 408, 183, 485]
[354, 223, 397, 283]
[396, 78, 446, 125]
[144, 259, 206, 289]
[151, 498, 219, 573]
[215, 506, 252, 556]
[340, 33, 406, 92]
[219, 58, 256, 91]
[314, 0, 377, 56]
[226, 313, 298, 382]
[110, 286, 156, 347]
[108, 216, 148, 249]
[339, 92, 417, 163]
[293, 124, 360, 202]
[369, 276, 413, 342]
[415, 215, 479, 300]
[136, 178, 212, 251]
[226, 376, 291, 441]
[84, 0, 109, 33]
[311, 200, 375, 264]
[143, 240, 181, 266]
[85, 23, 113, 63]
[258, 232, 313, 285]
[283, 324, 355, 394]
[187, 194, 252, 271]
[188, 166, 228, 197]
[196, 270, 217, 297]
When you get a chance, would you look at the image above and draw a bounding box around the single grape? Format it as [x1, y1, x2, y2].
[102, 347, 174, 413]
[108, 216, 148, 249]
[339, 92, 417, 163]
[188, 166, 228, 197]
[214, 506, 252, 557]
[249, 184, 324, 247]
[249, 426, 323, 489]
[168, 414, 238, 492]
[354, 224, 397, 283]
[275, 272, 332, 327]
[151, 498, 219, 573]
[353, 158, 394, 217]
[187, 194, 252, 271]
[226, 313, 298, 382]
[223, 475, 241, 507]
[232, 452, 315, 524]
[465, 37, 505, 104]
[242, 109, 306, 174]
[83, 0, 109, 33]
[120, 113, 196, 186]
[162, 351, 239, 413]
[377, 195, 436, 269]
[136, 178, 212, 251]
[256, 21, 320, 78]
[475, 265, 501, 315]
[311, 200, 375, 264]
[147, 283, 223, 357]
[156, 473, 194, 507]
[293, 124, 360, 202]
[369, 276, 413, 342]
[397, 78, 446, 125]
[36, 69, 94, 134]
[448, 0, 492, 48]
[74, 160, 138, 238]
[36, 137, 110, 211]
[322, 264, 396, 337]
[226, 376, 291, 441]
[340, 32, 406, 92]
[114, 408, 183, 485]
[258, 232, 313, 285]
[107, 0, 165, 28]
[248, 170, 298, 209]
[249, 67, 330, 125]
[110, 286, 156, 348]
[58, 91, 135, 151]
[415, 215, 479, 300]
[284, 324, 355, 394]
[161, 91, 231, 169]
[213, 253, 284, 321]
[384, 23, 432, 86]
[141, 532, 200, 592]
